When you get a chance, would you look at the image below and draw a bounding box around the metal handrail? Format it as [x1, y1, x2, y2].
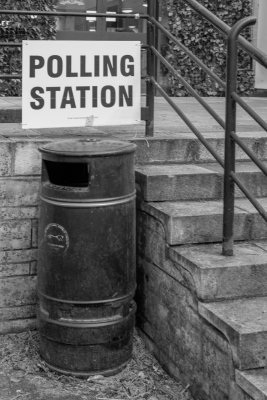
[0, 74, 22, 79]
[0, 42, 22, 47]
[146, 5, 228, 138]
[222, 16, 267, 255]
[0, 9, 148, 19]
[147, 1, 267, 256]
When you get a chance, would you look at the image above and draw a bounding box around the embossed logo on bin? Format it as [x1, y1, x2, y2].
[44, 223, 69, 253]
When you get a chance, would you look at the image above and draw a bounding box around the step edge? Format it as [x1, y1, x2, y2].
[236, 368, 267, 400]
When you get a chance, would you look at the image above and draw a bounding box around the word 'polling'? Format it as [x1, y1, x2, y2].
[30, 55, 135, 78]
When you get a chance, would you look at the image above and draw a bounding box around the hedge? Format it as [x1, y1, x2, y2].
[162, 0, 254, 96]
[0, 0, 57, 96]
[0, 0, 255, 97]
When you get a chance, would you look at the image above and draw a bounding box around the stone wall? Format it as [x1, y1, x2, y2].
[0, 137, 50, 333]
[135, 207, 253, 400]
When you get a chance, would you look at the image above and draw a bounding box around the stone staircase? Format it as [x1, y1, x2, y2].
[134, 132, 267, 400]
[1, 96, 267, 399]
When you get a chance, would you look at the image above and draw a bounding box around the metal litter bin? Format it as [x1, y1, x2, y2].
[38, 139, 136, 377]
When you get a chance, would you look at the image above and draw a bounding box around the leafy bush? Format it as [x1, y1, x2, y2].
[0, 0, 57, 96]
[0, 0, 255, 97]
[163, 0, 254, 96]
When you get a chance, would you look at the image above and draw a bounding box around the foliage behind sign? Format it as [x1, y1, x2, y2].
[0, 0, 56, 97]
[163, 0, 254, 96]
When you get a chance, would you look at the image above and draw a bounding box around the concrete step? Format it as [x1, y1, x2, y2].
[134, 132, 267, 164]
[136, 134, 266, 166]
[1, 122, 267, 165]
[139, 197, 267, 245]
[167, 241, 267, 302]
[0, 97, 22, 123]
[236, 368, 267, 400]
[136, 162, 267, 202]
[199, 296, 267, 370]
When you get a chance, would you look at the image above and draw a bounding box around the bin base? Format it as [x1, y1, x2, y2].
[42, 360, 129, 378]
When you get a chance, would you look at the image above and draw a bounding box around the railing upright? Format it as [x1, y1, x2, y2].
[222, 16, 257, 256]
[96, 0, 107, 32]
[146, 0, 157, 137]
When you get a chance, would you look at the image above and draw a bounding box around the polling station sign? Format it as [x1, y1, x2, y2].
[22, 40, 141, 129]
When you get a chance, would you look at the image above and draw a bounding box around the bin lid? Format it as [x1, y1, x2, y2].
[39, 139, 136, 157]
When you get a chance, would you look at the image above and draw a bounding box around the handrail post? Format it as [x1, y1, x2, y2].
[222, 16, 256, 256]
[96, 0, 107, 32]
[146, 0, 156, 137]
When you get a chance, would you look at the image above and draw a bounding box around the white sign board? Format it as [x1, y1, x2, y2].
[255, 0, 267, 89]
[22, 40, 141, 129]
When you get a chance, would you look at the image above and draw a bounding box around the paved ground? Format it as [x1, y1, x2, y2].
[0, 96, 266, 139]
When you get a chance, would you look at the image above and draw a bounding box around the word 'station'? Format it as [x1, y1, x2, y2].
[22, 41, 141, 129]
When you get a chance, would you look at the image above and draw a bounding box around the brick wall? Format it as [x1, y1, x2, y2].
[0, 137, 49, 333]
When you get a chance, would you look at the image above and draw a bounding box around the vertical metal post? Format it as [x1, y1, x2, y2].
[96, 0, 106, 32]
[222, 17, 256, 256]
[117, 0, 123, 30]
[146, 0, 156, 137]
[155, 0, 161, 85]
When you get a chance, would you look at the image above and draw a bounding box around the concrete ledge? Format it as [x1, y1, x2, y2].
[139, 199, 246, 245]
[236, 368, 267, 400]
[136, 162, 267, 202]
[139, 198, 267, 245]
[137, 206, 267, 301]
[199, 297, 267, 370]
[168, 241, 267, 301]
[136, 164, 222, 201]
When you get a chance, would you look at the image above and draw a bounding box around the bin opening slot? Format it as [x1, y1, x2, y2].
[44, 160, 89, 187]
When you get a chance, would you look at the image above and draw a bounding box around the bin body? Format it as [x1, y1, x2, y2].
[38, 139, 136, 377]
